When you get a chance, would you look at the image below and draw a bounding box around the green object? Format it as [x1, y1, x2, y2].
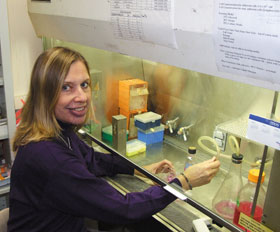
[83, 123, 91, 133]
[102, 125, 128, 145]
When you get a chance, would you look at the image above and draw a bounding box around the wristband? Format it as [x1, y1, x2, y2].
[180, 173, 193, 190]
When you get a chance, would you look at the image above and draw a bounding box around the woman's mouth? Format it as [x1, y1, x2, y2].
[73, 107, 85, 112]
[68, 106, 87, 116]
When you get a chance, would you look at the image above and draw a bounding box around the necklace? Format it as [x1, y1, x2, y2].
[58, 134, 73, 150]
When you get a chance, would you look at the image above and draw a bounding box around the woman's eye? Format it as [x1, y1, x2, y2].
[81, 82, 89, 88]
[62, 85, 70, 91]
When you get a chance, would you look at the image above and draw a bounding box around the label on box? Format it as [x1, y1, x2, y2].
[239, 213, 273, 232]
[247, 114, 280, 150]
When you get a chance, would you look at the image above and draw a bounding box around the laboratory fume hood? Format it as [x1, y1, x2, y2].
[27, 1, 280, 232]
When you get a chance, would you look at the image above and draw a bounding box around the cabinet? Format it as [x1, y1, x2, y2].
[0, 0, 17, 166]
[0, 0, 16, 202]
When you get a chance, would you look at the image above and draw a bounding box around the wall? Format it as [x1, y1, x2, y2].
[7, 0, 43, 109]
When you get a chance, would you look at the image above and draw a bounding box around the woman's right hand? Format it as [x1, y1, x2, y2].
[177, 157, 220, 190]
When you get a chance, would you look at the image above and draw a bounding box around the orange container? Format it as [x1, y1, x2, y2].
[119, 79, 148, 114]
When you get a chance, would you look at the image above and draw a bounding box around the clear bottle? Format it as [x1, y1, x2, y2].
[184, 146, 196, 170]
[212, 153, 243, 221]
[233, 169, 266, 231]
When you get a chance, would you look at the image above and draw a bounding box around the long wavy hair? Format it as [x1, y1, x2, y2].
[13, 47, 93, 151]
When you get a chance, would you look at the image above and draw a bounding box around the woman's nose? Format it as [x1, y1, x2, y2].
[74, 87, 88, 101]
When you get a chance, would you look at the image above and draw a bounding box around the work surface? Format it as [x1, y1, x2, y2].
[99, 139, 226, 232]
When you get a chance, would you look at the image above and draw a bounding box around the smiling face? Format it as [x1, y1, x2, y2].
[54, 61, 91, 125]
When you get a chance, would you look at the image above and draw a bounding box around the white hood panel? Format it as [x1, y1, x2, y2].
[28, 0, 279, 90]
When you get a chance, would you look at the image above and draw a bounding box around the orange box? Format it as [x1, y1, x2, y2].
[119, 79, 148, 114]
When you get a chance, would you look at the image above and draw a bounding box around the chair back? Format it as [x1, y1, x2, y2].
[0, 208, 9, 232]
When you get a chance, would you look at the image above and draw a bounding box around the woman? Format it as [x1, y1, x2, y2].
[8, 47, 220, 232]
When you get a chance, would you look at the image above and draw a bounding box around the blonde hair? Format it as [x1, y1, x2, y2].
[13, 47, 93, 151]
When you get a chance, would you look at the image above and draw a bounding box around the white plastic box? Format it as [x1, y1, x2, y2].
[134, 112, 161, 130]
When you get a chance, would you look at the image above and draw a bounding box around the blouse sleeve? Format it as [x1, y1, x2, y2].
[44, 153, 178, 225]
[76, 135, 134, 176]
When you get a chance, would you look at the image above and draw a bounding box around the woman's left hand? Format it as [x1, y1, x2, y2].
[134, 159, 175, 185]
[143, 159, 174, 174]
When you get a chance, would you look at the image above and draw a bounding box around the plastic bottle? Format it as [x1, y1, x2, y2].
[0, 159, 8, 178]
[184, 146, 196, 170]
[233, 169, 266, 231]
[212, 153, 243, 221]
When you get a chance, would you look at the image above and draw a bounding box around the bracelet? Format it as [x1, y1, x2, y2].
[180, 173, 193, 190]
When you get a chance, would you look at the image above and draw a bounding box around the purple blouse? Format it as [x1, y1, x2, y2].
[8, 127, 179, 232]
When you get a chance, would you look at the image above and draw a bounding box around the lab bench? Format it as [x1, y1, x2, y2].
[105, 174, 222, 232]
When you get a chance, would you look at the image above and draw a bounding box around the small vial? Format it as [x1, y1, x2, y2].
[184, 146, 196, 170]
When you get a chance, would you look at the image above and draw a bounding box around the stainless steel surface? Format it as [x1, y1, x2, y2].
[112, 115, 127, 155]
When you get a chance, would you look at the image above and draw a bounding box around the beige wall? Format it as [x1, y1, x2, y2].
[7, 0, 43, 109]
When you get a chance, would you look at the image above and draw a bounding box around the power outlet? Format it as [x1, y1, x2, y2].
[213, 129, 227, 152]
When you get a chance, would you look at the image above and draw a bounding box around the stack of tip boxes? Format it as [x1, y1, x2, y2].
[118, 79, 148, 131]
[134, 112, 164, 145]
